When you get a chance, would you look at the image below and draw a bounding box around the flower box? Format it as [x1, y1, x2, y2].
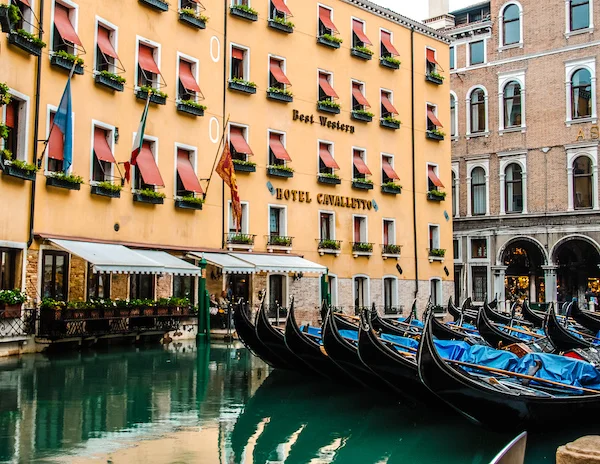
[380, 119, 400, 130]
[1, 303, 21, 319]
[3, 163, 36, 181]
[380, 58, 400, 70]
[46, 176, 81, 190]
[228, 81, 257, 94]
[267, 91, 293, 103]
[381, 184, 401, 195]
[267, 166, 293, 178]
[317, 102, 340, 114]
[143, 308, 155, 316]
[133, 193, 164, 204]
[427, 192, 445, 202]
[352, 180, 373, 190]
[230, 7, 258, 21]
[351, 111, 372, 123]
[426, 131, 445, 141]
[351, 48, 373, 60]
[50, 55, 84, 75]
[233, 162, 256, 173]
[317, 175, 341, 185]
[95, 73, 124, 92]
[139, 0, 169, 12]
[0, 7, 12, 33]
[426, 74, 444, 85]
[268, 19, 293, 33]
[179, 13, 206, 29]
[177, 103, 204, 116]
[136, 89, 167, 105]
[317, 36, 341, 49]
[91, 185, 121, 198]
[8, 32, 44, 56]
[175, 199, 203, 210]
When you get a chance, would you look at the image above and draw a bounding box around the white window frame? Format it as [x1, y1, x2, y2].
[498, 1, 524, 50]
[267, 129, 287, 166]
[317, 68, 334, 101]
[427, 162, 441, 192]
[428, 223, 441, 250]
[350, 79, 367, 110]
[498, 151, 528, 214]
[232, 0, 251, 6]
[130, 133, 158, 191]
[382, 275, 399, 309]
[182, 0, 201, 13]
[45, 104, 75, 174]
[379, 27, 394, 57]
[565, 58, 597, 125]
[267, 204, 288, 237]
[425, 46, 438, 75]
[468, 236, 490, 262]
[229, 122, 250, 162]
[382, 218, 396, 245]
[451, 162, 460, 218]
[453, 238, 462, 264]
[318, 210, 336, 240]
[565, 0, 594, 36]
[173, 142, 198, 199]
[19, 0, 35, 33]
[352, 214, 368, 243]
[328, 273, 338, 306]
[317, 3, 334, 36]
[350, 16, 368, 48]
[176, 52, 200, 103]
[466, 38, 487, 67]
[90, 119, 116, 184]
[50, 0, 80, 56]
[449, 46, 456, 70]
[351, 146, 367, 179]
[94, 17, 119, 74]
[266, 273, 289, 311]
[465, 85, 489, 137]
[498, 70, 526, 133]
[230, 42, 250, 81]
[352, 274, 370, 307]
[429, 277, 443, 307]
[380, 87, 394, 119]
[268, 54, 288, 91]
[426, 102, 440, 132]
[135, 36, 162, 90]
[2, 89, 30, 161]
[566, 143, 599, 211]
[381, 152, 395, 184]
[228, 200, 250, 233]
[466, 159, 490, 217]
[317, 138, 334, 174]
[450, 91, 458, 139]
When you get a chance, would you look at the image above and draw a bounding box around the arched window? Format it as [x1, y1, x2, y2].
[571, 69, 592, 119]
[450, 94, 457, 137]
[503, 81, 522, 128]
[573, 156, 593, 209]
[503, 4, 520, 45]
[471, 167, 486, 215]
[469, 88, 486, 134]
[505, 163, 523, 213]
[451, 171, 457, 217]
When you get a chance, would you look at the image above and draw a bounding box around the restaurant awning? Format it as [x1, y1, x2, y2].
[189, 252, 256, 274]
[230, 253, 327, 274]
[135, 250, 202, 276]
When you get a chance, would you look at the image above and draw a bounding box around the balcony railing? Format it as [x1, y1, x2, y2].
[266, 235, 293, 248]
[317, 239, 342, 255]
[352, 242, 373, 256]
[0, 308, 35, 338]
[428, 248, 446, 261]
[225, 233, 256, 246]
[382, 244, 402, 257]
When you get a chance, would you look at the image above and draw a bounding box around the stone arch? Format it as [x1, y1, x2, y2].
[497, 236, 548, 266]
[550, 234, 600, 264]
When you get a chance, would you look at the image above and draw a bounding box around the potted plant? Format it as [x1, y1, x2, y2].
[381, 181, 402, 194]
[228, 233, 254, 245]
[230, 3, 258, 21]
[427, 128, 445, 141]
[266, 86, 293, 103]
[1, 150, 38, 181]
[232, 158, 256, 173]
[176, 99, 206, 116]
[46, 172, 84, 190]
[0, 123, 7, 140]
[0, 3, 20, 33]
[427, 189, 446, 201]
[228, 77, 257, 94]
[351, 177, 374, 190]
[351, 45, 374, 60]
[267, 164, 294, 178]
[139, 0, 169, 12]
[382, 244, 402, 256]
[133, 188, 166, 204]
[91, 180, 122, 198]
[115, 299, 130, 317]
[51, 50, 84, 75]
[317, 33, 343, 49]
[136, 85, 168, 105]
[381, 115, 401, 130]
[0, 82, 12, 106]
[0, 289, 26, 318]
[429, 248, 446, 258]
[380, 55, 401, 70]
[268, 15, 294, 33]
[175, 194, 204, 210]
[353, 242, 373, 253]
[179, 8, 208, 29]
[318, 239, 340, 250]
[95, 70, 126, 92]
[351, 108, 374, 123]
[426, 70, 445, 85]
[8, 29, 46, 56]
[317, 172, 341, 185]
[269, 235, 292, 247]
[317, 99, 341, 114]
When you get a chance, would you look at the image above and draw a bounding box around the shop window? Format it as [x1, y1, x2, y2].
[430, 278, 442, 306]
[47, 111, 64, 173]
[471, 167, 487, 216]
[0, 248, 18, 290]
[505, 163, 523, 213]
[429, 225, 440, 250]
[318, 141, 338, 175]
[380, 90, 398, 119]
[268, 131, 290, 166]
[42, 250, 68, 300]
[351, 81, 370, 112]
[268, 274, 286, 311]
[571, 68, 592, 120]
[573, 156, 593, 209]
[269, 57, 290, 92]
[427, 104, 442, 132]
[95, 23, 120, 73]
[502, 4, 521, 45]
[381, 154, 399, 184]
[137, 42, 161, 89]
[570, 0, 590, 31]
[231, 46, 248, 81]
[3, 97, 26, 161]
[383, 219, 395, 245]
[92, 126, 115, 182]
[228, 202, 248, 233]
[318, 71, 338, 104]
[269, 206, 286, 237]
[320, 212, 334, 240]
[469, 40, 484, 65]
[351, 18, 370, 49]
[469, 87, 486, 134]
[318, 5, 338, 37]
[472, 267, 487, 301]
[353, 216, 367, 243]
[178, 58, 202, 102]
[130, 274, 155, 300]
[383, 277, 397, 311]
[176, 148, 203, 198]
[503, 81, 522, 128]
[52, 2, 81, 55]
[471, 238, 487, 259]
[87, 263, 110, 300]
[229, 125, 253, 162]
[352, 148, 370, 180]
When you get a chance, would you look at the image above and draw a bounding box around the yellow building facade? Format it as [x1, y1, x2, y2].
[0, 0, 452, 330]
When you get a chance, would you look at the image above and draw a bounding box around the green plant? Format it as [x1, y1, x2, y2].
[353, 242, 373, 252]
[0, 289, 26, 305]
[232, 159, 256, 167]
[179, 99, 207, 110]
[179, 7, 209, 22]
[430, 128, 446, 137]
[10, 159, 38, 173]
[318, 99, 341, 109]
[267, 86, 293, 97]
[53, 49, 84, 66]
[382, 181, 401, 189]
[427, 189, 446, 199]
[382, 55, 401, 66]
[353, 45, 373, 55]
[99, 70, 126, 84]
[0, 4, 21, 25]
[352, 177, 373, 184]
[40, 297, 66, 310]
[231, 3, 258, 15]
[318, 172, 339, 180]
[429, 248, 446, 258]
[320, 33, 343, 44]
[96, 181, 123, 192]
[15, 29, 46, 48]
[137, 188, 166, 199]
[319, 239, 340, 250]
[0, 82, 12, 106]
[139, 85, 168, 99]
[0, 149, 11, 159]
[229, 233, 253, 244]
[230, 77, 257, 88]
[353, 109, 374, 118]
[383, 115, 401, 125]
[179, 194, 204, 205]
[428, 70, 445, 81]
[267, 164, 294, 173]
[383, 244, 402, 255]
[49, 172, 84, 184]
[269, 235, 292, 246]
[272, 15, 294, 28]
[0, 123, 8, 139]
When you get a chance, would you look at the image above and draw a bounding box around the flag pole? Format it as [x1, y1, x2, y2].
[202, 114, 230, 199]
[118, 92, 151, 184]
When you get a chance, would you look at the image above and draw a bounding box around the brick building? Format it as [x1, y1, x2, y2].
[426, 0, 600, 309]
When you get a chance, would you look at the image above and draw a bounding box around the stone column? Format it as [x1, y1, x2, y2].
[529, 273, 536, 302]
[491, 266, 507, 311]
[542, 265, 558, 304]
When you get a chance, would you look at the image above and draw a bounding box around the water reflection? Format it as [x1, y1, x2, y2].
[0, 342, 594, 463]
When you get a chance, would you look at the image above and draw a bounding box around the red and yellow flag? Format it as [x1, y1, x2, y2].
[216, 138, 242, 231]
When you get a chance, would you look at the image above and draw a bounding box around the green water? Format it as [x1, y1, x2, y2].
[0, 342, 593, 463]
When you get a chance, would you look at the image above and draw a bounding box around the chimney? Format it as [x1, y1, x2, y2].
[424, 0, 454, 30]
[429, 0, 449, 17]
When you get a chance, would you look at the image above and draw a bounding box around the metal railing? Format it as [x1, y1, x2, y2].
[265, 235, 294, 247]
[382, 244, 402, 255]
[225, 233, 256, 246]
[265, 304, 288, 324]
[316, 239, 342, 250]
[352, 242, 374, 253]
[0, 309, 35, 338]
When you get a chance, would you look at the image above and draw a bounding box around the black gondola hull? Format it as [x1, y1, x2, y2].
[545, 306, 592, 351]
[571, 302, 600, 333]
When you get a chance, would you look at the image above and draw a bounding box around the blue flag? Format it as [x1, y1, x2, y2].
[53, 79, 73, 173]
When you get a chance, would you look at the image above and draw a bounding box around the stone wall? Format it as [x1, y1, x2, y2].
[156, 274, 172, 299]
[25, 250, 38, 304]
[290, 276, 320, 326]
[69, 256, 86, 302]
[111, 275, 128, 300]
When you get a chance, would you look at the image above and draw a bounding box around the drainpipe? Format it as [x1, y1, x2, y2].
[221, 0, 228, 250]
[28, 0, 45, 248]
[410, 27, 419, 299]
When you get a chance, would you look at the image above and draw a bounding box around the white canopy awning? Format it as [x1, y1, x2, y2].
[134, 250, 202, 276]
[189, 252, 256, 274]
[230, 253, 327, 274]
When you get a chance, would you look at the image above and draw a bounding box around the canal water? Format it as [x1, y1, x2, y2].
[0, 341, 595, 463]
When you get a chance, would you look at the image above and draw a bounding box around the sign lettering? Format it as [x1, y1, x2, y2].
[293, 109, 355, 134]
[273, 188, 373, 211]
[576, 125, 600, 141]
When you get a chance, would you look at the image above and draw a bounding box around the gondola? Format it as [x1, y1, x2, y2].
[447, 297, 462, 322]
[477, 303, 523, 348]
[370, 302, 420, 337]
[432, 312, 475, 341]
[544, 304, 593, 351]
[570, 300, 600, 333]
[418, 309, 600, 429]
[458, 297, 479, 324]
[482, 298, 513, 325]
[521, 300, 545, 327]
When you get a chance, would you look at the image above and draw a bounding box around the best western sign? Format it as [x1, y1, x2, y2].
[292, 109, 356, 134]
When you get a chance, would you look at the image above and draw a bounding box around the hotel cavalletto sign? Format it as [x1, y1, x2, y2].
[292, 109, 356, 134]
[275, 188, 374, 211]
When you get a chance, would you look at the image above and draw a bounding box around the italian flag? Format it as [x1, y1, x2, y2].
[124, 97, 150, 182]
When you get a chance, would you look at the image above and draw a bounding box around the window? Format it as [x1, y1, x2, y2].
[329, 274, 338, 306]
[381, 90, 398, 119]
[381, 154, 399, 184]
[269, 206, 286, 237]
[228, 202, 249, 233]
[383, 219, 395, 245]
[137, 42, 161, 89]
[505, 163, 523, 213]
[178, 57, 202, 102]
[47, 111, 64, 173]
[502, 4, 520, 46]
[469, 40, 484, 65]
[570, 0, 590, 31]
[229, 125, 253, 162]
[573, 156, 593, 209]
[351, 18, 371, 49]
[268, 275, 287, 311]
[130, 274, 154, 300]
[133, 139, 164, 191]
[351, 81, 370, 112]
[430, 278, 442, 306]
[453, 239, 460, 260]
[52, 2, 81, 55]
[269, 0, 292, 20]
[429, 224, 440, 250]
[181, 0, 198, 10]
[451, 171, 457, 217]
[2, 96, 26, 160]
[92, 126, 116, 182]
[318, 141, 338, 175]
[11, 0, 33, 33]
[176, 147, 203, 198]
[320, 212, 334, 240]
[87, 263, 110, 300]
[383, 277, 397, 311]
[95, 23, 121, 74]
[0, 248, 18, 290]
[42, 250, 68, 300]
[471, 167, 487, 216]
[426, 48, 440, 77]
[469, 88, 486, 134]
[173, 258, 196, 305]
[353, 216, 367, 243]
[449, 46, 455, 70]
[352, 148, 370, 180]
[318, 5, 338, 37]
[472, 267, 487, 302]
[571, 69, 592, 119]
[503, 81, 522, 128]
[427, 164, 444, 192]
[269, 57, 290, 92]
[318, 71, 338, 103]
[354, 276, 369, 308]
[380, 29, 399, 59]
[268, 131, 290, 166]
[230, 46, 248, 81]
[450, 94, 457, 137]
[427, 104, 442, 132]
[471, 238, 487, 259]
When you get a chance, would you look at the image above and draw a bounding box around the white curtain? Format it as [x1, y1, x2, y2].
[471, 167, 486, 215]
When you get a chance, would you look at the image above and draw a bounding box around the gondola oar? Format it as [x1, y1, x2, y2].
[447, 359, 600, 395]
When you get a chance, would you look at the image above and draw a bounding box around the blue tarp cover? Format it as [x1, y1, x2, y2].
[381, 334, 419, 350]
[339, 330, 358, 342]
[299, 326, 322, 337]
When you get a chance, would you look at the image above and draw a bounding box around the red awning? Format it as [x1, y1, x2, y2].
[319, 143, 339, 169]
[269, 133, 291, 161]
[426, 48, 438, 65]
[177, 150, 203, 193]
[54, 4, 82, 46]
[179, 60, 201, 93]
[4, 101, 16, 128]
[428, 165, 444, 188]
[270, 59, 291, 85]
[382, 159, 399, 180]
[138, 44, 161, 75]
[318, 6, 338, 33]
[381, 31, 399, 56]
[232, 48, 244, 60]
[271, 0, 292, 15]
[353, 153, 372, 175]
[20, 0, 31, 7]
[381, 93, 398, 115]
[97, 26, 119, 60]
[352, 83, 370, 107]
[137, 142, 164, 187]
[230, 127, 253, 155]
[319, 74, 338, 98]
[352, 19, 371, 45]
[93, 128, 116, 163]
[427, 108, 443, 127]
[48, 113, 64, 161]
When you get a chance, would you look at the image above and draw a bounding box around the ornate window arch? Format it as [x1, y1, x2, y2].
[499, 151, 527, 215]
[450, 91, 458, 138]
[466, 86, 488, 136]
[565, 58, 596, 125]
[503, 81, 522, 128]
[500, 2, 523, 47]
[566, 144, 598, 211]
[466, 159, 489, 217]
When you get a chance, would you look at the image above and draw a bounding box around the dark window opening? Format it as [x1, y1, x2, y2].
[0, 248, 18, 291]
[87, 263, 111, 300]
[42, 251, 68, 300]
[129, 274, 155, 300]
[571, 68, 592, 119]
[573, 156, 593, 209]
